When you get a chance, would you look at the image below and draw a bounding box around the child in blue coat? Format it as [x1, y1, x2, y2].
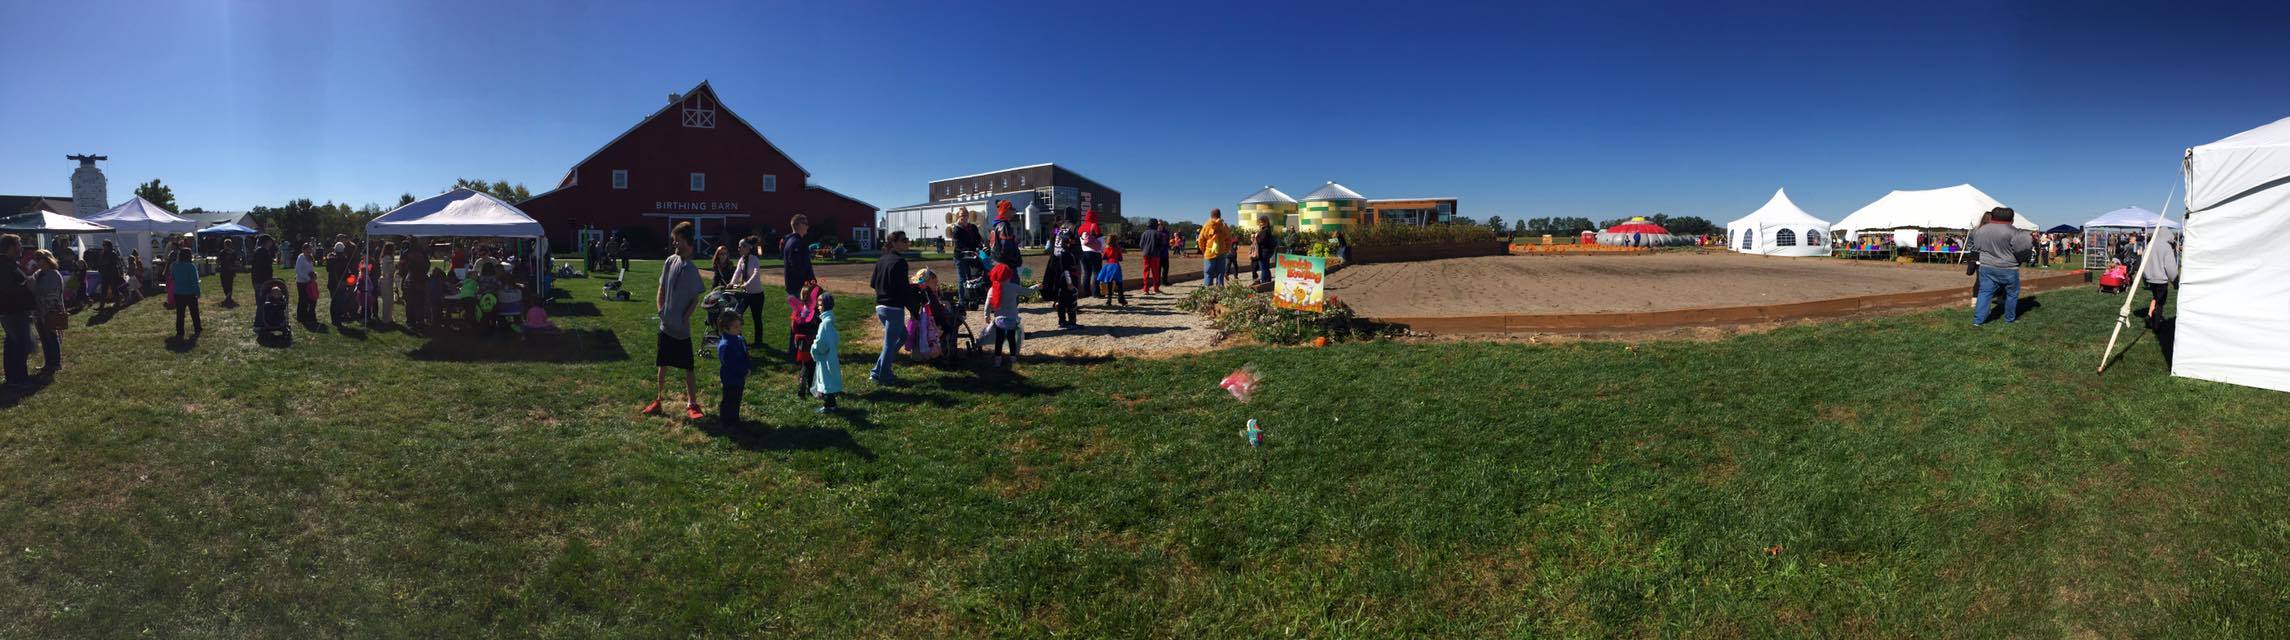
[809, 292, 843, 413]
[715, 313, 751, 425]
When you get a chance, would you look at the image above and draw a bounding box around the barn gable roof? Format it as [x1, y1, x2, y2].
[530, 80, 813, 201]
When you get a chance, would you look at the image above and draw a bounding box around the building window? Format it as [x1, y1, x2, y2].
[690, 173, 706, 192]
[1775, 228, 1797, 247]
[682, 93, 716, 128]
[763, 174, 778, 192]
[612, 170, 628, 190]
[1000, 177, 1008, 189]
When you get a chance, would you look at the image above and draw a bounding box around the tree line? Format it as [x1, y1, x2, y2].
[124, 177, 533, 246]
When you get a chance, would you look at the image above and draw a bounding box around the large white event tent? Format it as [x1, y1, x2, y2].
[1724, 188, 1831, 256]
[83, 197, 202, 265]
[365, 187, 550, 294]
[2174, 116, 2290, 393]
[1834, 184, 2038, 241]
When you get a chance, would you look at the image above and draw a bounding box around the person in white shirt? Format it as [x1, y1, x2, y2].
[726, 236, 770, 343]
[294, 244, 318, 323]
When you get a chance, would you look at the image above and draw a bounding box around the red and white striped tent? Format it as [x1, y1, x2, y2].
[1595, 217, 1681, 246]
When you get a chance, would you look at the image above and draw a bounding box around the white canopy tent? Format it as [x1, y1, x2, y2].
[82, 197, 202, 265]
[1724, 188, 1832, 256]
[2083, 206, 2181, 230]
[366, 188, 550, 303]
[1834, 184, 2038, 240]
[2173, 116, 2290, 393]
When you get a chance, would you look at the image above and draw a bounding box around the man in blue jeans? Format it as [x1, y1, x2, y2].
[869, 231, 916, 384]
[1970, 207, 2034, 326]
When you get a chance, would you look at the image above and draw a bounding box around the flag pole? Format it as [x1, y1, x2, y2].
[2095, 183, 2179, 374]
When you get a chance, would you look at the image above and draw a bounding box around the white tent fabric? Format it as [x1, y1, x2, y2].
[366, 188, 545, 238]
[1724, 189, 1832, 257]
[84, 197, 202, 264]
[1834, 184, 2037, 237]
[0, 210, 113, 233]
[2174, 116, 2290, 393]
[2084, 206, 2181, 230]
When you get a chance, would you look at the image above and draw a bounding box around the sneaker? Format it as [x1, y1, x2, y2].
[816, 405, 833, 414]
[640, 399, 664, 416]
[684, 404, 705, 421]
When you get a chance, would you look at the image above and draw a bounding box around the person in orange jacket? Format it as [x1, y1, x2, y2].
[1198, 209, 1234, 287]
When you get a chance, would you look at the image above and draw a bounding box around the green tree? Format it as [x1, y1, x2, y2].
[454, 178, 532, 203]
[1512, 219, 1528, 236]
[133, 179, 178, 212]
[1486, 216, 1505, 236]
[398, 193, 417, 207]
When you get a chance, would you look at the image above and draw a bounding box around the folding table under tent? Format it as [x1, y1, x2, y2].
[1724, 188, 1832, 257]
[2079, 206, 2180, 271]
[2174, 115, 2290, 393]
[364, 188, 551, 311]
[1833, 184, 2038, 243]
[81, 197, 203, 266]
[0, 210, 114, 250]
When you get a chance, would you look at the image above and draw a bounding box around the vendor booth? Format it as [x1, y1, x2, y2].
[1724, 189, 1831, 257]
[365, 188, 550, 325]
[2174, 116, 2290, 393]
[83, 197, 201, 267]
[2080, 206, 2179, 271]
[0, 209, 113, 249]
[1834, 184, 2037, 239]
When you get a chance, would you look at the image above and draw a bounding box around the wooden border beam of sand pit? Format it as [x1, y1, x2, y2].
[1374, 271, 2088, 335]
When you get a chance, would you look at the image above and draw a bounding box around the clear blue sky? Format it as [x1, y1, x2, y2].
[4, 0, 2286, 226]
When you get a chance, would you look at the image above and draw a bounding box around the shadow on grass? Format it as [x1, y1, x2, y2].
[697, 420, 876, 459]
[406, 329, 630, 363]
[82, 296, 146, 327]
[164, 334, 199, 352]
[546, 301, 602, 317]
[1975, 297, 2044, 325]
[0, 375, 54, 408]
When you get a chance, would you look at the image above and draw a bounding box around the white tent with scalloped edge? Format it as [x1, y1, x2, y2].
[1724, 188, 1832, 256]
[2174, 115, 2290, 393]
[1834, 184, 2038, 239]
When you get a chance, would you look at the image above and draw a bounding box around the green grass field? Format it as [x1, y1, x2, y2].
[1, 260, 2283, 638]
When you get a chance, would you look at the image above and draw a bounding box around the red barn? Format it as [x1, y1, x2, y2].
[517, 81, 876, 254]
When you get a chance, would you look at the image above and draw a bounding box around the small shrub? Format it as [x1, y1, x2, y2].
[1178, 284, 1383, 345]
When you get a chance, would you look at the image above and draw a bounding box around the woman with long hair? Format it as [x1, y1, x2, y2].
[30, 249, 63, 375]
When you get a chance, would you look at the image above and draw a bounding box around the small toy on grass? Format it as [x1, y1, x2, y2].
[1242, 419, 1263, 447]
[1219, 365, 1260, 403]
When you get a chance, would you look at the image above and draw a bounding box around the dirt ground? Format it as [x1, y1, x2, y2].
[1328, 252, 1996, 317]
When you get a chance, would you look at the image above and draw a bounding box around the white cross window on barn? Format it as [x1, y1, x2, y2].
[682, 93, 716, 129]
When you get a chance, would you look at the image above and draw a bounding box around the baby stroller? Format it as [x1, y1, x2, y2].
[699, 288, 741, 358]
[254, 279, 292, 342]
[601, 268, 631, 301]
[2097, 263, 2131, 293]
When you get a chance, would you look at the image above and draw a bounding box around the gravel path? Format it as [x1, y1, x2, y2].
[858, 280, 1225, 360]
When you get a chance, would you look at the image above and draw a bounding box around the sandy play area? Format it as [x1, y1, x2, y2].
[1329, 253, 1999, 317]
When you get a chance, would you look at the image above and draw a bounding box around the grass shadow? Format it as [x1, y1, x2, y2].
[547, 301, 602, 317]
[405, 328, 630, 363]
[0, 375, 54, 408]
[164, 334, 200, 352]
[697, 420, 876, 459]
[82, 297, 145, 327]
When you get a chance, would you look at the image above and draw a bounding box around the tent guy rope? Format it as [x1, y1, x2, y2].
[2095, 182, 2178, 374]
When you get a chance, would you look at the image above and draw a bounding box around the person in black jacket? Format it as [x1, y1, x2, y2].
[1137, 219, 1168, 295]
[780, 214, 815, 362]
[951, 208, 984, 308]
[1251, 215, 1280, 284]
[0, 234, 36, 387]
[867, 231, 916, 385]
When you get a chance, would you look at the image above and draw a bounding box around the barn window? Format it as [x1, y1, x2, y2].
[681, 93, 716, 128]
[1775, 228, 1797, 246]
[763, 174, 778, 192]
[689, 173, 706, 192]
[612, 170, 628, 190]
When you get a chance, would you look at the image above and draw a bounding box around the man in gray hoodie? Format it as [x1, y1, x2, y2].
[1970, 207, 2034, 325]
[2143, 226, 2180, 330]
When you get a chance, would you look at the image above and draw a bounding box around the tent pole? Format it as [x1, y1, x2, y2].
[2095, 183, 2178, 374]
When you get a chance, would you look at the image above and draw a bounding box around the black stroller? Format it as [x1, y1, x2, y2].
[699, 288, 741, 358]
[254, 279, 292, 343]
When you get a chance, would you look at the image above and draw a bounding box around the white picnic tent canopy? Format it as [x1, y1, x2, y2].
[1834, 184, 2038, 239]
[83, 197, 202, 264]
[366, 187, 550, 298]
[2174, 115, 2290, 392]
[2084, 206, 2181, 230]
[1724, 188, 1832, 256]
